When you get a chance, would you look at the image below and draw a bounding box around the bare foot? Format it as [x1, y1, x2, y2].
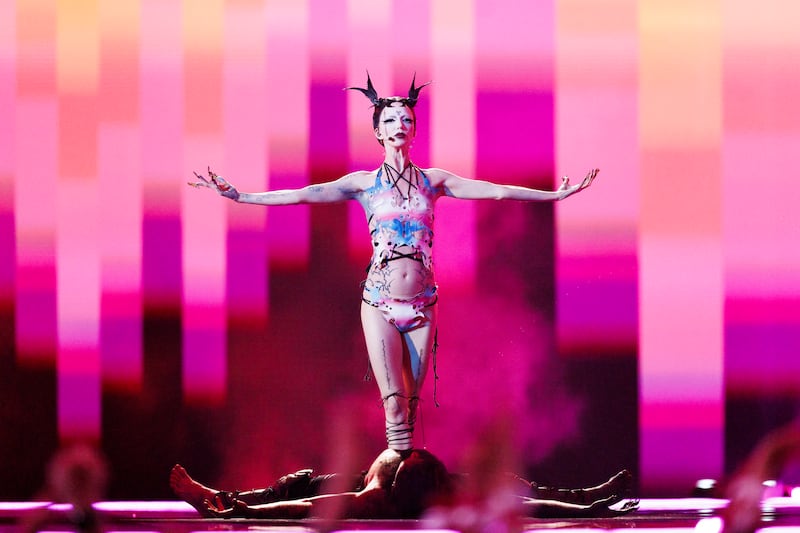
[170, 464, 218, 517]
[533, 470, 632, 505]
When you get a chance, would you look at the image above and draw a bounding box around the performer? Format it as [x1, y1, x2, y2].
[170, 448, 634, 520]
[189, 74, 598, 451]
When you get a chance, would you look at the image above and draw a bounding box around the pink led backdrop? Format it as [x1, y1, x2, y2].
[1, 0, 799, 499]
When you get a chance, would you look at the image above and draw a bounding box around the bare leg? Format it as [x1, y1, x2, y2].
[361, 303, 437, 451]
[531, 470, 632, 505]
[362, 303, 410, 449]
[169, 464, 219, 517]
[401, 306, 438, 432]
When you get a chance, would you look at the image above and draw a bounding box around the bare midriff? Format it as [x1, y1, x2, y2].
[365, 250, 434, 299]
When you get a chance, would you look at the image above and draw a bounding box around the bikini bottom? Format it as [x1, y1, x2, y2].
[362, 285, 438, 333]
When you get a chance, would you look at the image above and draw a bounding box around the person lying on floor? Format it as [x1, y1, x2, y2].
[170, 448, 636, 520]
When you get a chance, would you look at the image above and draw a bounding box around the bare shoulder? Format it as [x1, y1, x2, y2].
[341, 169, 378, 191]
[418, 167, 455, 187]
[348, 488, 393, 519]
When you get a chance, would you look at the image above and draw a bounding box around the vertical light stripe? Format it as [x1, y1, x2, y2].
[307, 0, 349, 279]
[345, 0, 391, 160]
[56, 0, 101, 440]
[390, 0, 431, 165]
[15, 100, 58, 363]
[264, 0, 310, 267]
[430, 0, 477, 289]
[720, 6, 800, 485]
[475, 0, 553, 177]
[56, 0, 98, 92]
[223, 1, 268, 324]
[56, 181, 101, 440]
[555, 0, 639, 354]
[0, 0, 16, 312]
[722, 0, 800, 395]
[98, 0, 143, 392]
[346, 0, 391, 259]
[99, 125, 143, 391]
[16, 0, 58, 364]
[181, 0, 227, 404]
[638, 0, 723, 493]
[140, 0, 183, 312]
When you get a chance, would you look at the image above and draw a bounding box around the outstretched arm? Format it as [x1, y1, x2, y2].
[431, 168, 598, 202]
[205, 497, 314, 519]
[188, 167, 366, 205]
[205, 490, 388, 520]
[524, 495, 638, 518]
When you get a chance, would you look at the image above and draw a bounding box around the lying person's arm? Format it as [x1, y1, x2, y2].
[523, 495, 638, 518]
[206, 497, 315, 519]
[205, 488, 393, 520]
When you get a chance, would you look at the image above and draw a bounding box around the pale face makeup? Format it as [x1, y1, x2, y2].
[375, 104, 416, 148]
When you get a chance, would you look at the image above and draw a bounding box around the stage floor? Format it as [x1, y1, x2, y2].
[2, 497, 800, 532]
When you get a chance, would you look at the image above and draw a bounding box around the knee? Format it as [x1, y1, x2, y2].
[382, 394, 407, 423]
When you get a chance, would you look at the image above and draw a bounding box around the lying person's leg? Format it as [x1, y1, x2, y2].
[528, 470, 632, 505]
[170, 465, 222, 517]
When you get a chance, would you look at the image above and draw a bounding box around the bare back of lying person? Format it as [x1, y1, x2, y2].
[170, 449, 637, 520]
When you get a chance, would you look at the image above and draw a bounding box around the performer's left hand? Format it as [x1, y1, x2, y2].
[558, 168, 599, 200]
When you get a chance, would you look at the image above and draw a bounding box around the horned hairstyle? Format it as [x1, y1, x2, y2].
[347, 72, 432, 130]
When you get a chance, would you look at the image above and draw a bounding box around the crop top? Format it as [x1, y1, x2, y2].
[360, 163, 438, 272]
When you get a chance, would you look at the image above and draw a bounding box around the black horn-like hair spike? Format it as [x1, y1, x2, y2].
[346, 71, 381, 106]
[346, 71, 431, 110]
[406, 73, 432, 108]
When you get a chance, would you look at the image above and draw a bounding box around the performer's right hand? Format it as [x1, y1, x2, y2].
[188, 166, 240, 201]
